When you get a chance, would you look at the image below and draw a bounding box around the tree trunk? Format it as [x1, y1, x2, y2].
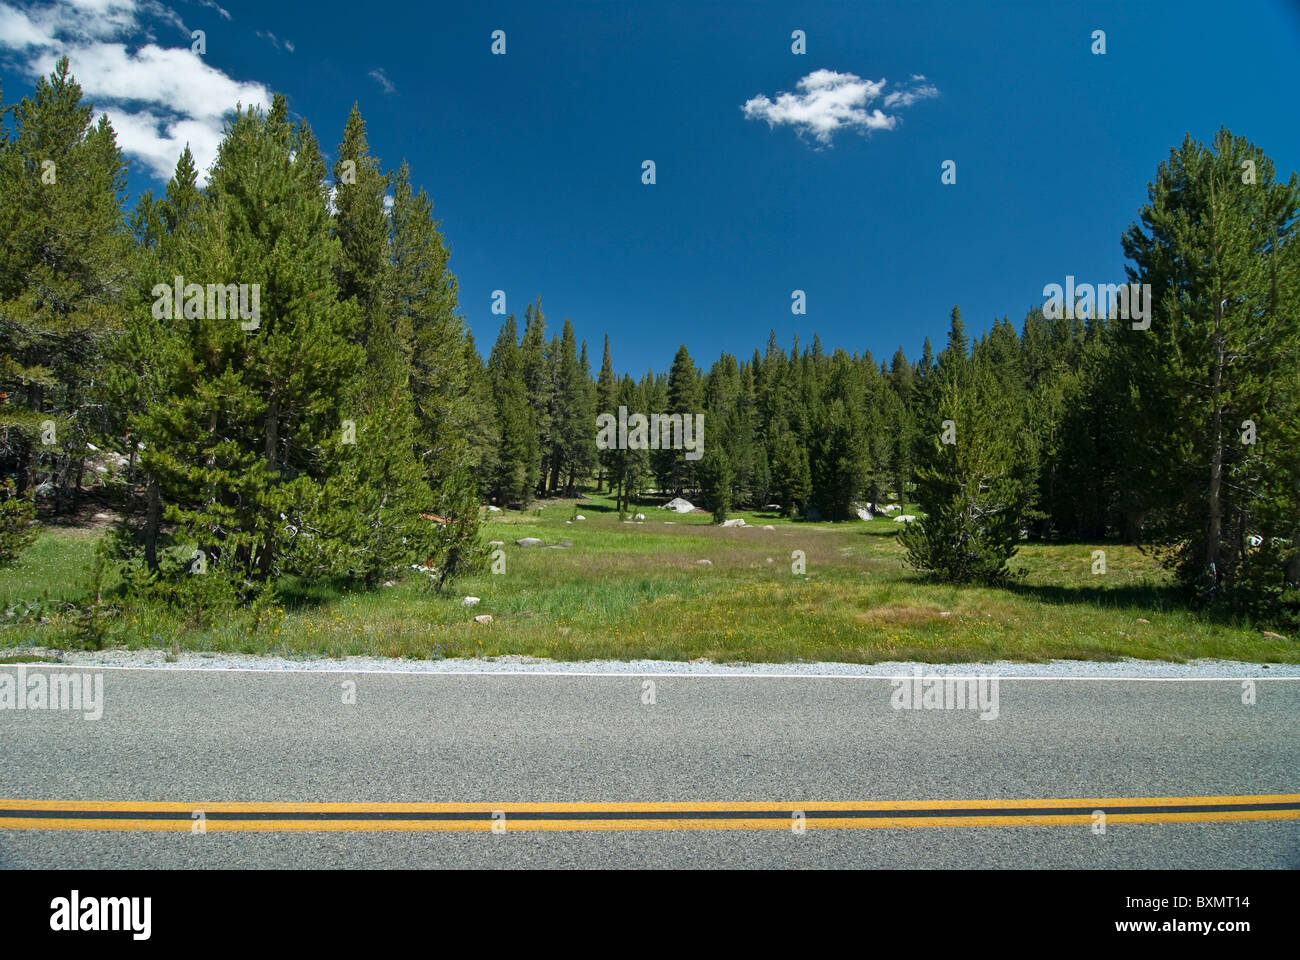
[144, 475, 161, 573]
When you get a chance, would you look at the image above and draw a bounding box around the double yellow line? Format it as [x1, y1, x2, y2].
[1, 794, 1297, 832]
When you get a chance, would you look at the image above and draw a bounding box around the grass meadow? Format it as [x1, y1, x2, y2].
[0, 493, 1296, 664]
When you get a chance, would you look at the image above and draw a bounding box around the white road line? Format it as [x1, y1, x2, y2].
[9, 663, 1299, 681]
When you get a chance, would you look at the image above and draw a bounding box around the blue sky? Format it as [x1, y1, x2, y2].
[3, 0, 1298, 375]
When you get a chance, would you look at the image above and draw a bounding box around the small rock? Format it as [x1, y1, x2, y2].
[939, 611, 952, 617]
[894, 514, 917, 523]
[462, 597, 480, 607]
[695, 559, 712, 566]
[488, 541, 504, 548]
[382, 580, 395, 587]
[761, 525, 775, 531]
[565, 520, 572, 524]
[634, 513, 646, 521]
[766, 557, 773, 563]
[516, 538, 543, 547]
[1263, 631, 1288, 639]
[720, 518, 746, 527]
[575, 515, 586, 521]
[764, 503, 781, 511]
[487, 505, 502, 512]
[664, 521, 675, 524]
[1137, 618, 1150, 623]
[474, 614, 493, 624]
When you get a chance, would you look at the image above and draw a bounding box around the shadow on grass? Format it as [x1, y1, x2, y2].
[1004, 580, 1184, 612]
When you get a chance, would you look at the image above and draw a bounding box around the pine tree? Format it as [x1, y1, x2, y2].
[697, 436, 732, 523]
[595, 333, 617, 491]
[901, 356, 1036, 583]
[488, 316, 537, 507]
[519, 298, 550, 495]
[770, 429, 811, 517]
[1121, 128, 1300, 613]
[659, 344, 702, 494]
[0, 58, 129, 508]
[134, 98, 365, 591]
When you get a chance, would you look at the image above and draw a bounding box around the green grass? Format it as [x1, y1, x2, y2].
[0, 493, 1295, 664]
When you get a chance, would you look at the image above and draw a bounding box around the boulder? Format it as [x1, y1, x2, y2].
[461, 597, 481, 607]
[474, 615, 493, 625]
[764, 503, 781, 511]
[695, 559, 712, 566]
[894, 514, 917, 523]
[575, 515, 586, 521]
[516, 537, 543, 547]
[720, 518, 746, 527]
[662, 497, 696, 513]
[487, 505, 502, 512]
[851, 502, 873, 521]
[761, 525, 775, 531]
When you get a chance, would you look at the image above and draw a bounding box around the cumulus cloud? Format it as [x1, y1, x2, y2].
[368, 67, 395, 95]
[0, 0, 270, 183]
[742, 69, 939, 146]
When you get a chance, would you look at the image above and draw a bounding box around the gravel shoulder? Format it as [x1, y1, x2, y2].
[3, 648, 1299, 677]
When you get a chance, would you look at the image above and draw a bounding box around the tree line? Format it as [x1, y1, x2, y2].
[1, 61, 1297, 626]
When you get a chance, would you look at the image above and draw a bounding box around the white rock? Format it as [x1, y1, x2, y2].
[565, 520, 572, 524]
[851, 502, 873, 521]
[474, 614, 493, 624]
[575, 515, 586, 521]
[695, 559, 712, 566]
[894, 514, 917, 523]
[663, 521, 675, 524]
[762, 525, 775, 531]
[662, 497, 696, 514]
[634, 513, 645, 521]
[487, 505, 502, 512]
[516, 538, 543, 547]
[488, 541, 504, 547]
[764, 503, 781, 511]
[462, 597, 480, 607]
[720, 518, 746, 527]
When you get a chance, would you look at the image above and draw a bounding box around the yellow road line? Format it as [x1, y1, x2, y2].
[1, 794, 1297, 832]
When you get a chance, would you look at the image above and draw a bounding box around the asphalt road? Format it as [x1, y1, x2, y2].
[1, 668, 1296, 868]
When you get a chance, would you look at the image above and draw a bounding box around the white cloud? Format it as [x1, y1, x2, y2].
[193, 0, 231, 20]
[368, 67, 395, 95]
[742, 69, 939, 146]
[283, 39, 293, 53]
[0, 0, 271, 184]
